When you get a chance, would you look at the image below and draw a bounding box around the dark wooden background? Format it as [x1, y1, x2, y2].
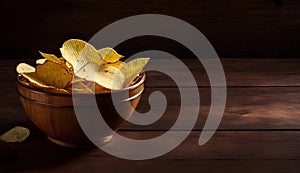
[1, 0, 299, 59]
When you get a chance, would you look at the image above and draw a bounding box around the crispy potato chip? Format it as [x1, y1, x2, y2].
[76, 63, 125, 90]
[36, 61, 73, 89]
[0, 126, 30, 143]
[39, 52, 74, 74]
[17, 39, 149, 93]
[121, 58, 149, 87]
[36, 59, 47, 65]
[16, 63, 35, 73]
[60, 39, 103, 72]
[39, 51, 63, 64]
[21, 72, 54, 88]
[75, 62, 98, 81]
[98, 47, 124, 63]
[104, 61, 127, 69]
[20, 74, 68, 94]
[95, 65, 125, 90]
[19, 76, 68, 94]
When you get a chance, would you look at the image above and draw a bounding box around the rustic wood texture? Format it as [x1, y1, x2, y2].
[1, 58, 300, 172]
[1, 59, 300, 130]
[2, 131, 300, 172]
[1, 0, 300, 59]
[123, 87, 300, 130]
[146, 58, 300, 87]
[15, 73, 145, 147]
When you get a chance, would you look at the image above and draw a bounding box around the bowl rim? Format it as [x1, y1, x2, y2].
[17, 72, 146, 97]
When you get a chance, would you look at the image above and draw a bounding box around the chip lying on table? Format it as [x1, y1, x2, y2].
[16, 39, 149, 94]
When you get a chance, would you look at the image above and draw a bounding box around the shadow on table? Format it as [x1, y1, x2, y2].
[0, 130, 100, 172]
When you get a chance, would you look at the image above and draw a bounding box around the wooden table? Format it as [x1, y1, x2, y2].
[1, 58, 300, 172]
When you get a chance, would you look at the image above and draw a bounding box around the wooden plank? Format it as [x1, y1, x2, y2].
[2, 58, 300, 172]
[2, 159, 300, 173]
[1, 85, 300, 131]
[122, 87, 300, 130]
[2, 131, 300, 172]
[1, 59, 300, 130]
[146, 58, 300, 87]
[1, 0, 299, 58]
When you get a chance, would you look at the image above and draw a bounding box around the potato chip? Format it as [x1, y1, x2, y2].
[16, 63, 35, 73]
[95, 65, 125, 90]
[60, 39, 103, 72]
[36, 61, 73, 89]
[0, 126, 30, 143]
[21, 72, 53, 88]
[16, 63, 54, 89]
[76, 63, 125, 90]
[121, 58, 149, 87]
[36, 59, 47, 65]
[75, 62, 98, 81]
[39, 52, 74, 74]
[98, 47, 124, 63]
[16, 39, 149, 93]
[39, 51, 63, 64]
[104, 61, 127, 69]
[20, 74, 69, 94]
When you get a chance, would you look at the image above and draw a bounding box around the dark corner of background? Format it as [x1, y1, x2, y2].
[1, 0, 299, 59]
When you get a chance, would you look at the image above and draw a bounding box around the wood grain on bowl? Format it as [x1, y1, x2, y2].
[16, 72, 146, 148]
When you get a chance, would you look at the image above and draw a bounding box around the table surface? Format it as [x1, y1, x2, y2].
[1, 58, 300, 172]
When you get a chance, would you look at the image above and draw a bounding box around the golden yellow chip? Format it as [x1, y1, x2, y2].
[20, 74, 69, 94]
[39, 52, 74, 74]
[121, 58, 149, 87]
[36, 59, 47, 65]
[95, 65, 125, 90]
[60, 39, 103, 72]
[0, 126, 30, 143]
[104, 61, 127, 69]
[16, 63, 47, 89]
[21, 72, 54, 88]
[16, 39, 149, 93]
[98, 47, 124, 63]
[39, 51, 63, 64]
[16, 63, 55, 89]
[36, 61, 73, 89]
[16, 63, 35, 73]
[76, 63, 125, 90]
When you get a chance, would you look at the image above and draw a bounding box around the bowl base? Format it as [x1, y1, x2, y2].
[47, 135, 113, 148]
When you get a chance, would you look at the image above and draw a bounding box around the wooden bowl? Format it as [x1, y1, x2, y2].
[16, 72, 145, 148]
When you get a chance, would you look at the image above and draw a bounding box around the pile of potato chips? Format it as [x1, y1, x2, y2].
[17, 39, 149, 94]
